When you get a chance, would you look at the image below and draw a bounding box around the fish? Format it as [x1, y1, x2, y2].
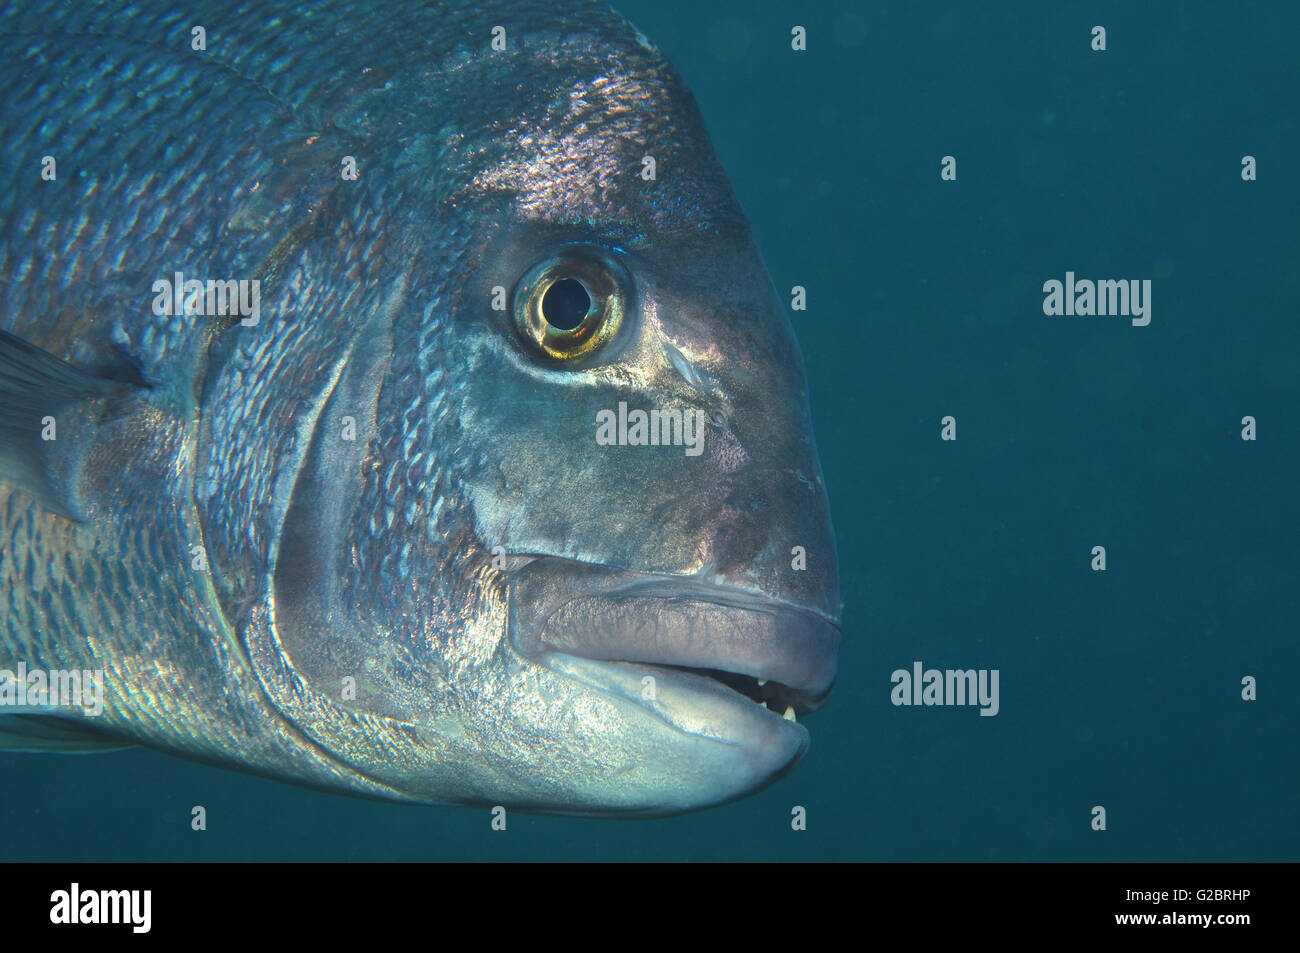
[0, 0, 840, 816]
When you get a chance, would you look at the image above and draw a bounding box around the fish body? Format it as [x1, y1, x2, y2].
[0, 0, 840, 814]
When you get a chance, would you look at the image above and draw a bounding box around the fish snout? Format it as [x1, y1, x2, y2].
[703, 456, 841, 629]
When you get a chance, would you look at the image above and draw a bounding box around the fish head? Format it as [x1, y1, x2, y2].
[266, 8, 840, 815]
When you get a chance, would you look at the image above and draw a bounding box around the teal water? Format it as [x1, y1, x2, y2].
[2, 0, 1296, 860]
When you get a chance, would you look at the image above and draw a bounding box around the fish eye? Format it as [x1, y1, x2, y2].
[513, 246, 628, 361]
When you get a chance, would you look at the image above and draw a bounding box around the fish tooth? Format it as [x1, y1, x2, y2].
[782, 706, 796, 721]
[757, 678, 768, 687]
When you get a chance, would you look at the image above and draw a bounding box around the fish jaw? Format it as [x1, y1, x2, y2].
[533, 653, 812, 816]
[501, 557, 839, 814]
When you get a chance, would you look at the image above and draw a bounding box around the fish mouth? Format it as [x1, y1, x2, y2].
[508, 558, 840, 785]
[534, 588, 837, 714]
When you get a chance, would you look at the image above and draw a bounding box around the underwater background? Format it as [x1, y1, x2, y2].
[2, 0, 1296, 861]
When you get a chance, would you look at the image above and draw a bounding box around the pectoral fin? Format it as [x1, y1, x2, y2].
[0, 328, 146, 520]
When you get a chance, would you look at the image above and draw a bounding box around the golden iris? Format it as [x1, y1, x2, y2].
[514, 247, 627, 361]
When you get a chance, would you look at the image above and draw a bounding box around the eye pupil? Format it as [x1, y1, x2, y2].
[541, 278, 591, 331]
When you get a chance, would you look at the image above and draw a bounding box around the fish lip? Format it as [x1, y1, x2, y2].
[507, 557, 840, 729]
[507, 553, 843, 629]
[537, 650, 810, 772]
[603, 576, 842, 631]
[530, 583, 840, 700]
